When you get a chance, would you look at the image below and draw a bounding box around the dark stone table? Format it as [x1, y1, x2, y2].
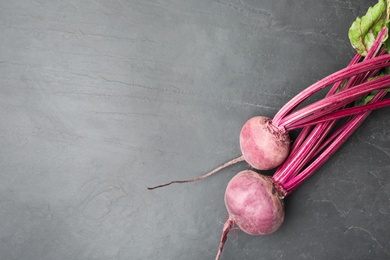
[1, 1, 389, 259]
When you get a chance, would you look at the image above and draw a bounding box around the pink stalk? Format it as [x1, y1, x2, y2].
[273, 28, 388, 184]
[283, 113, 369, 192]
[272, 122, 334, 184]
[272, 53, 390, 127]
[283, 45, 387, 132]
[272, 62, 358, 182]
[274, 82, 351, 183]
[287, 53, 362, 156]
[289, 126, 313, 153]
[282, 89, 387, 193]
[277, 75, 390, 128]
[301, 97, 389, 168]
[287, 98, 390, 130]
[286, 44, 383, 155]
[273, 60, 371, 183]
[289, 34, 389, 172]
[273, 27, 387, 126]
[303, 118, 353, 164]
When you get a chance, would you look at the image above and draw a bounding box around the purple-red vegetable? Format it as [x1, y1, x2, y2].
[216, 170, 285, 259]
[239, 116, 290, 170]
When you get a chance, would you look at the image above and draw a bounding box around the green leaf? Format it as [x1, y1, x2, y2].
[355, 91, 378, 106]
[348, 0, 390, 56]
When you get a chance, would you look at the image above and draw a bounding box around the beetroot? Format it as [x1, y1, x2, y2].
[225, 170, 284, 235]
[216, 170, 285, 259]
[240, 116, 290, 170]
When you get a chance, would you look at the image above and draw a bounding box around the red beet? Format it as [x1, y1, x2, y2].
[240, 116, 290, 170]
[216, 170, 285, 259]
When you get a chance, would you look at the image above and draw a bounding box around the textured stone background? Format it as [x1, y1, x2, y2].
[0, 0, 389, 259]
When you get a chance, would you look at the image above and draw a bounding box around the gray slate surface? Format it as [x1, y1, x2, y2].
[1, 0, 389, 259]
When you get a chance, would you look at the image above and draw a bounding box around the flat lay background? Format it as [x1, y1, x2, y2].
[1, 0, 389, 259]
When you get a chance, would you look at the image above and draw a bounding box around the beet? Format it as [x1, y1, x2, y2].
[240, 116, 290, 170]
[216, 170, 285, 259]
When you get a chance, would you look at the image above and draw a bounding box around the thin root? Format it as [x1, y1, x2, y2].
[215, 218, 234, 260]
[147, 155, 245, 190]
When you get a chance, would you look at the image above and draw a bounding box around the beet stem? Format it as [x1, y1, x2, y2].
[273, 28, 387, 186]
[272, 49, 390, 126]
[215, 218, 234, 260]
[283, 89, 387, 193]
[273, 121, 335, 184]
[308, 120, 351, 158]
[273, 27, 387, 125]
[287, 98, 390, 130]
[147, 155, 245, 190]
[278, 75, 390, 128]
[288, 53, 362, 156]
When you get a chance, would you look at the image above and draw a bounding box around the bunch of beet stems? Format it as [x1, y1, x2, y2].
[148, 27, 390, 191]
[271, 27, 389, 195]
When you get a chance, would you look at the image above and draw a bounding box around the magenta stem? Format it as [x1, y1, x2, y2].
[272, 27, 387, 126]
[273, 27, 388, 187]
[283, 90, 387, 193]
[273, 73, 389, 183]
[289, 126, 313, 154]
[304, 119, 351, 162]
[278, 75, 390, 128]
[287, 98, 390, 130]
[283, 114, 369, 192]
[272, 55, 361, 182]
[272, 54, 390, 126]
[287, 53, 362, 156]
[273, 122, 334, 184]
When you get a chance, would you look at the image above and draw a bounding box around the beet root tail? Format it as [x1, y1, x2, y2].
[147, 156, 244, 190]
[215, 218, 234, 260]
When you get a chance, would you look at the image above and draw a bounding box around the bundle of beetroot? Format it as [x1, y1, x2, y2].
[149, 1, 390, 259]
